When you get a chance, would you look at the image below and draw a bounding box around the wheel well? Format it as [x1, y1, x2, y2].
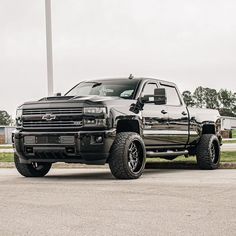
[202, 124, 216, 135]
[116, 120, 140, 134]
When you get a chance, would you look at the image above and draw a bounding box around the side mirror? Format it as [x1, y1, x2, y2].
[142, 88, 167, 105]
[129, 88, 167, 114]
[154, 88, 167, 105]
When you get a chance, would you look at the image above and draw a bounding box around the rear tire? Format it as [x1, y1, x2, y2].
[196, 134, 221, 170]
[14, 153, 52, 177]
[109, 132, 146, 179]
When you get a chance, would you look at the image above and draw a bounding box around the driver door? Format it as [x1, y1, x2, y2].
[141, 82, 170, 148]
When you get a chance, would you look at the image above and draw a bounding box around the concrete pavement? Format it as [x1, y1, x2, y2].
[0, 168, 235, 236]
[222, 143, 236, 151]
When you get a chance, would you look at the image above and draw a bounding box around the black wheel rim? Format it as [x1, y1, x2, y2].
[128, 141, 143, 173]
[210, 141, 219, 164]
[32, 162, 44, 171]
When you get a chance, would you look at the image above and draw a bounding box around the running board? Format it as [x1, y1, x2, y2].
[146, 150, 189, 158]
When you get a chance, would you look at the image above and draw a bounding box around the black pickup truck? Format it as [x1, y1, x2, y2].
[13, 77, 222, 179]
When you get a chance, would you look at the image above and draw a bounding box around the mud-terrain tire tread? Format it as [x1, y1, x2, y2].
[14, 153, 52, 177]
[196, 134, 220, 170]
[109, 132, 146, 179]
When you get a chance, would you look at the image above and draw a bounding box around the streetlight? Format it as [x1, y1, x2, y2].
[45, 0, 54, 96]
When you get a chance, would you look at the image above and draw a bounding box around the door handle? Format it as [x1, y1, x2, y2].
[182, 111, 187, 116]
[161, 110, 168, 114]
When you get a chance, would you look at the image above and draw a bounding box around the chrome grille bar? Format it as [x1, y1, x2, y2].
[23, 108, 83, 116]
[22, 107, 83, 129]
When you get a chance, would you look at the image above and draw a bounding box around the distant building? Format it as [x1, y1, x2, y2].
[220, 117, 236, 138]
[221, 116, 236, 130]
[0, 126, 16, 144]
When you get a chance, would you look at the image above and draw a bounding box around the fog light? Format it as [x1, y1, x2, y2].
[95, 136, 103, 143]
[25, 147, 33, 153]
[66, 147, 75, 154]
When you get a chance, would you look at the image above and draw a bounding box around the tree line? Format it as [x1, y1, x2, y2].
[182, 87, 236, 117]
[0, 110, 12, 126]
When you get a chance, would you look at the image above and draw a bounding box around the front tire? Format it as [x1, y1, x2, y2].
[14, 153, 52, 177]
[109, 132, 146, 179]
[196, 134, 221, 170]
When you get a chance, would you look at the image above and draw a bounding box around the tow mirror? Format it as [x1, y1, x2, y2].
[154, 88, 167, 105]
[130, 88, 167, 114]
[142, 88, 167, 105]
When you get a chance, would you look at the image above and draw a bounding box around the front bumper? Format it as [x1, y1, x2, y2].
[13, 129, 116, 164]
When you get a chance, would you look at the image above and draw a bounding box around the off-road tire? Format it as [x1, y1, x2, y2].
[108, 132, 146, 179]
[196, 134, 221, 170]
[14, 153, 52, 177]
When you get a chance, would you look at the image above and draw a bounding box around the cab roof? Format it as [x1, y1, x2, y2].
[84, 77, 177, 87]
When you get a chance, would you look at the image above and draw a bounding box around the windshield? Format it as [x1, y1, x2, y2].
[65, 79, 140, 99]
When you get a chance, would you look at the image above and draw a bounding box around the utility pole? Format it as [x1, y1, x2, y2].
[45, 0, 54, 96]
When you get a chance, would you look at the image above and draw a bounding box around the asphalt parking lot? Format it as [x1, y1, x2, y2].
[0, 168, 235, 236]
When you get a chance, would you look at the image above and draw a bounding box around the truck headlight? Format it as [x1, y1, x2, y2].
[83, 118, 106, 127]
[83, 107, 106, 114]
[16, 109, 23, 126]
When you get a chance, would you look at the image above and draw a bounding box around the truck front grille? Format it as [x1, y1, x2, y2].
[22, 108, 83, 130]
[23, 108, 83, 116]
[23, 120, 83, 128]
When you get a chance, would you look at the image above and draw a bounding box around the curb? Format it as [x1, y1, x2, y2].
[1, 162, 236, 169]
[0, 162, 108, 169]
[145, 162, 236, 169]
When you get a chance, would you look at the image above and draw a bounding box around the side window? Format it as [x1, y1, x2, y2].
[142, 83, 157, 96]
[161, 84, 182, 106]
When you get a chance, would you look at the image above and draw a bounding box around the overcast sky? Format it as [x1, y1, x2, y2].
[1, 0, 236, 116]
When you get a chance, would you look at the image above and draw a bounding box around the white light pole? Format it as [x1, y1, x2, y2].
[45, 0, 54, 96]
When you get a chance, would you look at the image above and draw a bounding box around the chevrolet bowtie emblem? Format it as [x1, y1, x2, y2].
[42, 113, 56, 121]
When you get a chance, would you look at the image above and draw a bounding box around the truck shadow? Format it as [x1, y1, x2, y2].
[44, 163, 198, 181]
[46, 170, 114, 180]
[145, 162, 198, 170]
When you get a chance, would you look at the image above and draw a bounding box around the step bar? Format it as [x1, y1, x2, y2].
[146, 150, 189, 158]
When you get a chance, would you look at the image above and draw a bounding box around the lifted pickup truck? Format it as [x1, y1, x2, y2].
[13, 77, 222, 179]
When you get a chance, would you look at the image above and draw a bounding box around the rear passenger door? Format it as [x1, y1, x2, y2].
[160, 83, 189, 146]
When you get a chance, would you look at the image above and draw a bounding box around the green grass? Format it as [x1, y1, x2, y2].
[146, 151, 236, 163]
[0, 146, 13, 149]
[223, 140, 236, 144]
[233, 130, 236, 138]
[223, 130, 236, 143]
[0, 153, 14, 162]
[220, 152, 236, 162]
[1, 152, 236, 163]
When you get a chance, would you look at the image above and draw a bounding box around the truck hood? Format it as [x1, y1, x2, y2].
[19, 95, 122, 109]
[18, 95, 139, 120]
[18, 95, 140, 126]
